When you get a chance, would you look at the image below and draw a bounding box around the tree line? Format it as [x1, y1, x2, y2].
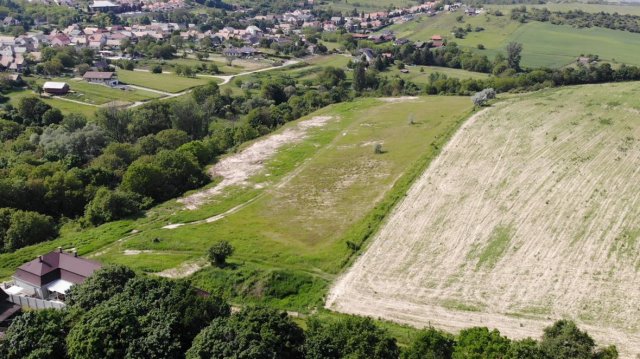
[0, 264, 619, 359]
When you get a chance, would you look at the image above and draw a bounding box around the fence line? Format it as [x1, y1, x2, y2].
[7, 294, 65, 310]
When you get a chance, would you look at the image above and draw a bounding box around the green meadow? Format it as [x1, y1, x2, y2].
[387, 11, 640, 67]
[116, 69, 215, 93]
[0, 96, 474, 311]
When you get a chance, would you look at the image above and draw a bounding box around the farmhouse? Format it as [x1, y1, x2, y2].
[43, 81, 70, 95]
[10, 248, 101, 301]
[83, 71, 118, 86]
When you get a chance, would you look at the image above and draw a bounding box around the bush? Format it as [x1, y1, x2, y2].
[208, 240, 234, 266]
[471, 88, 496, 107]
[151, 65, 163, 74]
[85, 187, 145, 225]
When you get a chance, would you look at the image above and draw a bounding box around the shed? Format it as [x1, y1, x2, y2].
[43, 81, 70, 95]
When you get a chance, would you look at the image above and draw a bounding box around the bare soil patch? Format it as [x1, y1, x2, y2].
[178, 116, 333, 210]
[328, 84, 640, 357]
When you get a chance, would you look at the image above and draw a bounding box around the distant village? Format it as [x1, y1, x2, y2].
[0, 1, 475, 77]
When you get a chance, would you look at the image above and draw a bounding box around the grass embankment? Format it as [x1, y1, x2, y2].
[386, 11, 640, 67]
[0, 96, 474, 313]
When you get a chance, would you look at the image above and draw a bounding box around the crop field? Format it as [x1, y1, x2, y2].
[387, 12, 640, 67]
[0, 96, 473, 310]
[327, 82, 640, 356]
[115, 69, 213, 92]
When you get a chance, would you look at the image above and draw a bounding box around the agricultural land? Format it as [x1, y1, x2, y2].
[327, 82, 640, 357]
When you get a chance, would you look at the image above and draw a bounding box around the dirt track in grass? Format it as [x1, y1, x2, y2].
[327, 83, 640, 357]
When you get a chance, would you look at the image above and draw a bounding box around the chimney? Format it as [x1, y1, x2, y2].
[74, 251, 78, 258]
[39, 256, 43, 262]
[58, 247, 63, 253]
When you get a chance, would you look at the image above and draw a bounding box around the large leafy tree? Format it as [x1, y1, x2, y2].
[305, 316, 400, 359]
[452, 327, 511, 359]
[187, 306, 305, 359]
[402, 327, 455, 359]
[540, 320, 596, 359]
[0, 310, 68, 359]
[66, 265, 136, 310]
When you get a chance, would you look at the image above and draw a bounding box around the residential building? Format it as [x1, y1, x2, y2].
[12, 249, 101, 300]
[0, 288, 21, 335]
[83, 71, 118, 86]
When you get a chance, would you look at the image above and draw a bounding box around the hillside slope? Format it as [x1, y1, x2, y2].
[327, 82, 640, 356]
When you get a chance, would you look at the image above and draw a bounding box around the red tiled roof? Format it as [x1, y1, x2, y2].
[431, 35, 442, 41]
[17, 250, 101, 279]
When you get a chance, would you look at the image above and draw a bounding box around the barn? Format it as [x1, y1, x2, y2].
[42, 81, 70, 95]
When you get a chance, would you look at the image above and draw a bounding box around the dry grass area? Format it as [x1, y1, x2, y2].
[327, 82, 640, 356]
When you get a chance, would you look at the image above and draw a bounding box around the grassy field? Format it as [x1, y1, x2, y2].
[0, 96, 474, 312]
[116, 69, 214, 93]
[319, 0, 419, 12]
[385, 65, 490, 82]
[328, 82, 640, 357]
[34, 77, 162, 105]
[487, 3, 640, 16]
[138, 56, 270, 75]
[386, 11, 640, 67]
[7, 89, 98, 118]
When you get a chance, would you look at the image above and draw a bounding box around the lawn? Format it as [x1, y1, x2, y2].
[487, 3, 640, 16]
[387, 11, 640, 67]
[115, 69, 214, 93]
[7, 89, 98, 119]
[319, 0, 419, 12]
[34, 77, 162, 105]
[0, 96, 474, 312]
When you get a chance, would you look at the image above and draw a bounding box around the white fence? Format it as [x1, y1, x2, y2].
[6, 294, 65, 310]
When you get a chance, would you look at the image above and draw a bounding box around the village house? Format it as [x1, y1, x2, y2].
[9, 248, 101, 301]
[83, 71, 118, 86]
[43, 81, 70, 95]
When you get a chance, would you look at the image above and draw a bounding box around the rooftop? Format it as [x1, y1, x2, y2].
[42, 81, 68, 89]
[83, 71, 115, 79]
[16, 249, 101, 280]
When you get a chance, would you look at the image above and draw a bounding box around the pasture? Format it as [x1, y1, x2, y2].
[0, 96, 474, 310]
[327, 82, 640, 357]
[387, 11, 640, 67]
[36, 77, 162, 105]
[7, 89, 98, 118]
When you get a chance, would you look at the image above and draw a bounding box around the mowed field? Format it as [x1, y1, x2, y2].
[327, 82, 640, 356]
[115, 69, 213, 93]
[387, 12, 640, 67]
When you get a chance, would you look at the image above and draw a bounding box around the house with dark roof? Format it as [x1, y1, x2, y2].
[83, 71, 118, 86]
[12, 248, 101, 301]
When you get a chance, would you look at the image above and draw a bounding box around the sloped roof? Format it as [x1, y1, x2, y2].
[17, 250, 101, 279]
[43, 81, 68, 90]
[0, 287, 7, 301]
[83, 71, 115, 80]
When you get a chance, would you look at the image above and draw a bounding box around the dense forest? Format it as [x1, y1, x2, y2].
[0, 265, 620, 359]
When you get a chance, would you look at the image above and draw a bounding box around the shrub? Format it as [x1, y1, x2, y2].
[208, 240, 234, 266]
[151, 65, 162, 74]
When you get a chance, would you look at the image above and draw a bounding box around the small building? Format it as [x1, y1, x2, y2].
[43, 81, 70, 95]
[89, 0, 120, 13]
[12, 248, 101, 301]
[83, 71, 118, 86]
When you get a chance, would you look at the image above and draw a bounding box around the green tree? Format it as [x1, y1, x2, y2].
[66, 302, 140, 359]
[453, 327, 511, 359]
[208, 240, 234, 266]
[506, 42, 523, 71]
[305, 316, 400, 359]
[66, 265, 136, 310]
[17, 96, 51, 125]
[2, 209, 57, 251]
[540, 320, 597, 359]
[0, 310, 68, 359]
[403, 327, 455, 359]
[95, 107, 133, 142]
[353, 62, 367, 92]
[506, 338, 546, 359]
[187, 306, 305, 359]
[42, 108, 64, 125]
[85, 187, 144, 225]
